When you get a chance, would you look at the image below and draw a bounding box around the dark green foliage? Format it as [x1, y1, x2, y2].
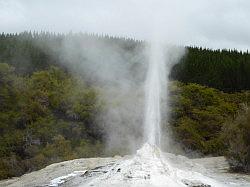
[171, 47, 250, 92]
[0, 63, 105, 179]
[169, 82, 248, 155]
[222, 109, 250, 172]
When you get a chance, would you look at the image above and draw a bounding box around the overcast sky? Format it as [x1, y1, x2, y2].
[1, 0, 250, 50]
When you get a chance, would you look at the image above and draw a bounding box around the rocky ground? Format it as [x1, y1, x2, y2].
[0, 157, 120, 187]
[0, 144, 250, 187]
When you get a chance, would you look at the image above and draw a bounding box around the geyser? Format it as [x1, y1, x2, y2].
[144, 41, 166, 146]
[144, 40, 176, 148]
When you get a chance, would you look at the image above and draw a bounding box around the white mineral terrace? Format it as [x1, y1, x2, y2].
[1, 143, 250, 187]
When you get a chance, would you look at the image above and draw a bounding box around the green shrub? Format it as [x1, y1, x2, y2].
[222, 108, 250, 172]
[0, 64, 105, 179]
[169, 82, 244, 155]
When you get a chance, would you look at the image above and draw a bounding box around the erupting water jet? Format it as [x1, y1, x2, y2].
[144, 41, 166, 146]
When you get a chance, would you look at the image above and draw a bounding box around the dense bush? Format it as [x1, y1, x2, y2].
[168, 82, 249, 155]
[222, 108, 250, 172]
[0, 63, 105, 179]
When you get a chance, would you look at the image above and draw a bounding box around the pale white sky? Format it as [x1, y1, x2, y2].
[1, 0, 250, 50]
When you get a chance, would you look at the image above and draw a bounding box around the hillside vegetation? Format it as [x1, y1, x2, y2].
[171, 47, 250, 92]
[0, 32, 250, 179]
[0, 64, 105, 179]
[169, 82, 249, 155]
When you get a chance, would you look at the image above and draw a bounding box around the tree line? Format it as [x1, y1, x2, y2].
[1, 32, 250, 92]
[171, 47, 250, 92]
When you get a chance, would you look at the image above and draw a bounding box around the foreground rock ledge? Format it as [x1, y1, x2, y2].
[1, 144, 250, 187]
